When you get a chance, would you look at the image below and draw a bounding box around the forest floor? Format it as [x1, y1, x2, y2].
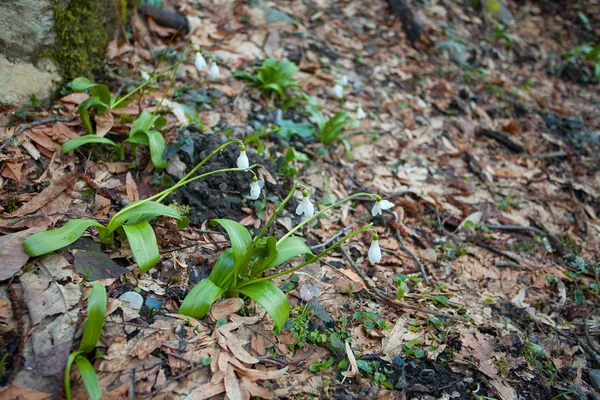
[1, 0, 600, 399]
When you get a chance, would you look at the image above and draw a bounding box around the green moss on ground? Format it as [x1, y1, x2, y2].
[50, 0, 109, 81]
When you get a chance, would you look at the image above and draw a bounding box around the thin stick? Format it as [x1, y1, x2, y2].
[340, 245, 372, 289]
[393, 221, 429, 285]
[311, 221, 357, 250]
[367, 290, 467, 323]
[0, 117, 74, 152]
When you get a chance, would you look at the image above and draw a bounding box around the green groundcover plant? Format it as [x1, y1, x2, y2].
[179, 185, 391, 332]
[23, 140, 248, 273]
[65, 283, 107, 400]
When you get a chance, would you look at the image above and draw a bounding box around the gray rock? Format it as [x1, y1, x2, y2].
[437, 40, 469, 65]
[250, 0, 293, 25]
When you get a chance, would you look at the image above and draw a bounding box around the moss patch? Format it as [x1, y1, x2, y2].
[50, 0, 110, 82]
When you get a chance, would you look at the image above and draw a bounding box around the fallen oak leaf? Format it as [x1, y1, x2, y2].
[0, 227, 43, 280]
[10, 172, 76, 217]
[94, 109, 114, 137]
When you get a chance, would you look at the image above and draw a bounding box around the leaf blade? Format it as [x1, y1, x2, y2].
[22, 219, 106, 257]
[61, 135, 117, 153]
[79, 283, 107, 353]
[238, 281, 289, 333]
[75, 355, 102, 400]
[179, 279, 224, 319]
[122, 221, 160, 273]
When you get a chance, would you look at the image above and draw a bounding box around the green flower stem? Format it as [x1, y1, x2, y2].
[146, 44, 195, 131]
[111, 166, 255, 226]
[158, 140, 244, 203]
[277, 192, 377, 244]
[252, 182, 298, 246]
[237, 223, 373, 289]
[111, 56, 193, 109]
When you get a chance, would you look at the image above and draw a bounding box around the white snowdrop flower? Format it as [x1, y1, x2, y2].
[295, 190, 315, 218]
[194, 52, 207, 71]
[371, 196, 394, 217]
[340, 75, 348, 86]
[333, 83, 344, 99]
[209, 58, 220, 80]
[368, 233, 382, 264]
[236, 145, 249, 169]
[250, 177, 261, 200]
[356, 103, 366, 120]
[140, 70, 150, 81]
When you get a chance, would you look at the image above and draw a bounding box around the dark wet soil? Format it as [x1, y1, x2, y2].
[168, 132, 292, 225]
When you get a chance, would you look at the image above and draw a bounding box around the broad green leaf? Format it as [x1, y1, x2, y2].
[79, 283, 107, 352]
[238, 281, 289, 333]
[263, 83, 285, 100]
[179, 278, 224, 319]
[23, 219, 106, 257]
[130, 111, 166, 135]
[209, 249, 235, 287]
[307, 106, 326, 132]
[90, 86, 111, 111]
[251, 236, 278, 277]
[71, 77, 94, 92]
[122, 222, 160, 273]
[145, 130, 167, 169]
[210, 219, 252, 266]
[75, 355, 102, 400]
[61, 135, 117, 153]
[264, 236, 312, 270]
[106, 201, 182, 234]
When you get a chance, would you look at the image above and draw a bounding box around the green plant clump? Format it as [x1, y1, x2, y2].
[235, 58, 301, 103]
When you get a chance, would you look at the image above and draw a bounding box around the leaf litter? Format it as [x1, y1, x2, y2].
[1, 0, 600, 399]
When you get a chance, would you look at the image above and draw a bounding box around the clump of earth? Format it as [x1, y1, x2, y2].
[167, 132, 291, 225]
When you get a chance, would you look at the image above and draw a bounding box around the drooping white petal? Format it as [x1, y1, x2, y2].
[371, 201, 382, 217]
[209, 61, 220, 79]
[296, 195, 314, 218]
[236, 150, 249, 169]
[333, 83, 344, 99]
[379, 199, 394, 211]
[250, 180, 261, 199]
[340, 75, 348, 86]
[368, 239, 382, 264]
[195, 52, 207, 71]
[356, 104, 366, 120]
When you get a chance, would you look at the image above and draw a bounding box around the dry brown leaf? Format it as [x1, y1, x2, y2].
[3, 162, 22, 182]
[125, 172, 139, 201]
[209, 298, 244, 321]
[224, 363, 244, 400]
[0, 227, 43, 280]
[0, 385, 52, 400]
[341, 340, 358, 380]
[94, 110, 114, 137]
[10, 172, 75, 217]
[186, 381, 226, 400]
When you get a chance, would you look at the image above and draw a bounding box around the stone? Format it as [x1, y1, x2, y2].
[589, 369, 600, 390]
[0, 0, 117, 104]
[119, 291, 144, 310]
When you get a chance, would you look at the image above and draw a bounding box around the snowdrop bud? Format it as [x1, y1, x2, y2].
[340, 75, 348, 86]
[356, 103, 366, 120]
[195, 52, 207, 71]
[250, 176, 261, 200]
[371, 195, 394, 217]
[333, 83, 344, 99]
[237, 145, 249, 169]
[368, 232, 382, 264]
[295, 190, 315, 218]
[210, 57, 220, 80]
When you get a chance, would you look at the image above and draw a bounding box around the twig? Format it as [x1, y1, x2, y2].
[311, 222, 357, 250]
[477, 128, 525, 152]
[340, 245, 372, 289]
[6, 281, 25, 385]
[7, 212, 110, 227]
[392, 215, 429, 285]
[524, 151, 568, 159]
[476, 241, 524, 266]
[366, 290, 467, 323]
[0, 116, 74, 152]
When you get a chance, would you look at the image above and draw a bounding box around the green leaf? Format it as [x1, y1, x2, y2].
[78, 97, 101, 134]
[122, 222, 160, 273]
[238, 281, 289, 333]
[75, 355, 102, 400]
[79, 283, 107, 353]
[71, 77, 94, 92]
[106, 201, 182, 235]
[130, 111, 165, 135]
[210, 219, 252, 267]
[179, 278, 224, 319]
[23, 219, 106, 256]
[125, 129, 167, 169]
[61, 135, 117, 153]
[264, 236, 312, 270]
[65, 351, 82, 400]
[209, 249, 235, 287]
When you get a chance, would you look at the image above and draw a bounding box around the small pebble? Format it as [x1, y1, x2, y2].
[119, 291, 144, 310]
[589, 369, 600, 389]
